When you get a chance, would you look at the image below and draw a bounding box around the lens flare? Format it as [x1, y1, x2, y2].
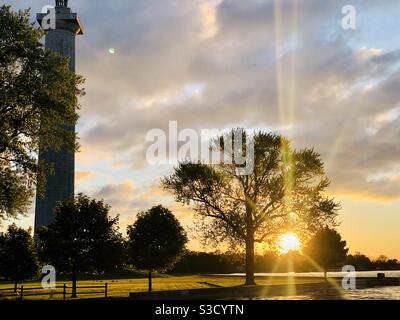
[278, 233, 301, 254]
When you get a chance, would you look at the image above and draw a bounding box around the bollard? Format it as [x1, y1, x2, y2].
[377, 273, 385, 280]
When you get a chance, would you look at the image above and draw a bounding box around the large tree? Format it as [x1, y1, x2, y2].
[0, 224, 39, 291]
[0, 5, 84, 221]
[38, 194, 124, 298]
[127, 205, 187, 292]
[303, 227, 348, 279]
[163, 130, 339, 285]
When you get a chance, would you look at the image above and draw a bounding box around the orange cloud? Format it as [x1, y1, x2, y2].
[75, 171, 94, 182]
[327, 190, 400, 203]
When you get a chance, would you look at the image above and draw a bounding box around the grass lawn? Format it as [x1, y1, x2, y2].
[0, 275, 324, 300]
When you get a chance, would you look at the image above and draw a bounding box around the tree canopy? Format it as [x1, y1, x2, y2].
[38, 194, 123, 297]
[163, 129, 339, 285]
[303, 227, 348, 278]
[127, 205, 187, 291]
[0, 224, 39, 289]
[0, 5, 84, 221]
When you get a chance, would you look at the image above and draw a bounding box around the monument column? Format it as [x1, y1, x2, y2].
[35, 1, 83, 232]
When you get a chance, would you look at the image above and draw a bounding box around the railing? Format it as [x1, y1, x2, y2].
[0, 283, 108, 300]
[0, 287, 19, 299]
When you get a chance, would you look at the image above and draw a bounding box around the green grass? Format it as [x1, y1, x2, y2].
[0, 275, 323, 300]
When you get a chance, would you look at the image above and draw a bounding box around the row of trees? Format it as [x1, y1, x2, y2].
[346, 253, 400, 271]
[172, 228, 399, 275]
[3, 212, 397, 295]
[173, 250, 400, 275]
[171, 228, 348, 278]
[172, 251, 243, 274]
[0, 197, 187, 296]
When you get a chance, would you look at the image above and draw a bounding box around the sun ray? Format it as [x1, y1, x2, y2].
[325, 89, 369, 170]
[287, 0, 299, 128]
[274, 0, 285, 126]
[259, 258, 283, 298]
[274, 0, 301, 227]
[274, 0, 299, 129]
[286, 254, 297, 297]
[302, 253, 345, 299]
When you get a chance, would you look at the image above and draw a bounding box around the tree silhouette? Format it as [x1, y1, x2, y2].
[127, 205, 187, 292]
[172, 251, 242, 274]
[373, 255, 400, 270]
[163, 130, 339, 285]
[303, 227, 348, 279]
[0, 224, 39, 291]
[345, 252, 373, 271]
[0, 6, 84, 222]
[38, 194, 124, 298]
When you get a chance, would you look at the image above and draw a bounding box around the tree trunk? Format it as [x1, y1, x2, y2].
[245, 205, 256, 286]
[71, 269, 77, 298]
[148, 271, 152, 292]
[324, 270, 327, 281]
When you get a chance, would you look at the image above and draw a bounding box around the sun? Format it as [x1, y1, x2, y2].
[278, 233, 301, 254]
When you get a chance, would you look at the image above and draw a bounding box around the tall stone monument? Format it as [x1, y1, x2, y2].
[35, 1, 83, 232]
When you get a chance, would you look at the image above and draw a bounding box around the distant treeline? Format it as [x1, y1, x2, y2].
[171, 251, 400, 274]
[171, 252, 243, 274]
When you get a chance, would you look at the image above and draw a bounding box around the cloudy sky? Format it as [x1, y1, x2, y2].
[5, 0, 400, 259]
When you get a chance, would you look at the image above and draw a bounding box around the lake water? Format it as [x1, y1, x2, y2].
[261, 286, 400, 300]
[222, 271, 400, 300]
[226, 270, 400, 278]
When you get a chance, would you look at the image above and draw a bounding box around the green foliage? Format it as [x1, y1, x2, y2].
[373, 255, 400, 270]
[163, 129, 339, 284]
[0, 224, 39, 284]
[172, 251, 243, 274]
[38, 194, 124, 276]
[345, 252, 373, 271]
[0, 5, 84, 221]
[163, 130, 339, 247]
[127, 205, 188, 272]
[303, 227, 348, 274]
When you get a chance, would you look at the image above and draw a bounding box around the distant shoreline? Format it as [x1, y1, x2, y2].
[212, 270, 400, 278]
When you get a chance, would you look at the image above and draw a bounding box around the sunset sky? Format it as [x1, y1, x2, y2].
[4, 0, 400, 259]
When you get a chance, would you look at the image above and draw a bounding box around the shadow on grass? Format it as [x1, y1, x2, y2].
[0, 268, 171, 285]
